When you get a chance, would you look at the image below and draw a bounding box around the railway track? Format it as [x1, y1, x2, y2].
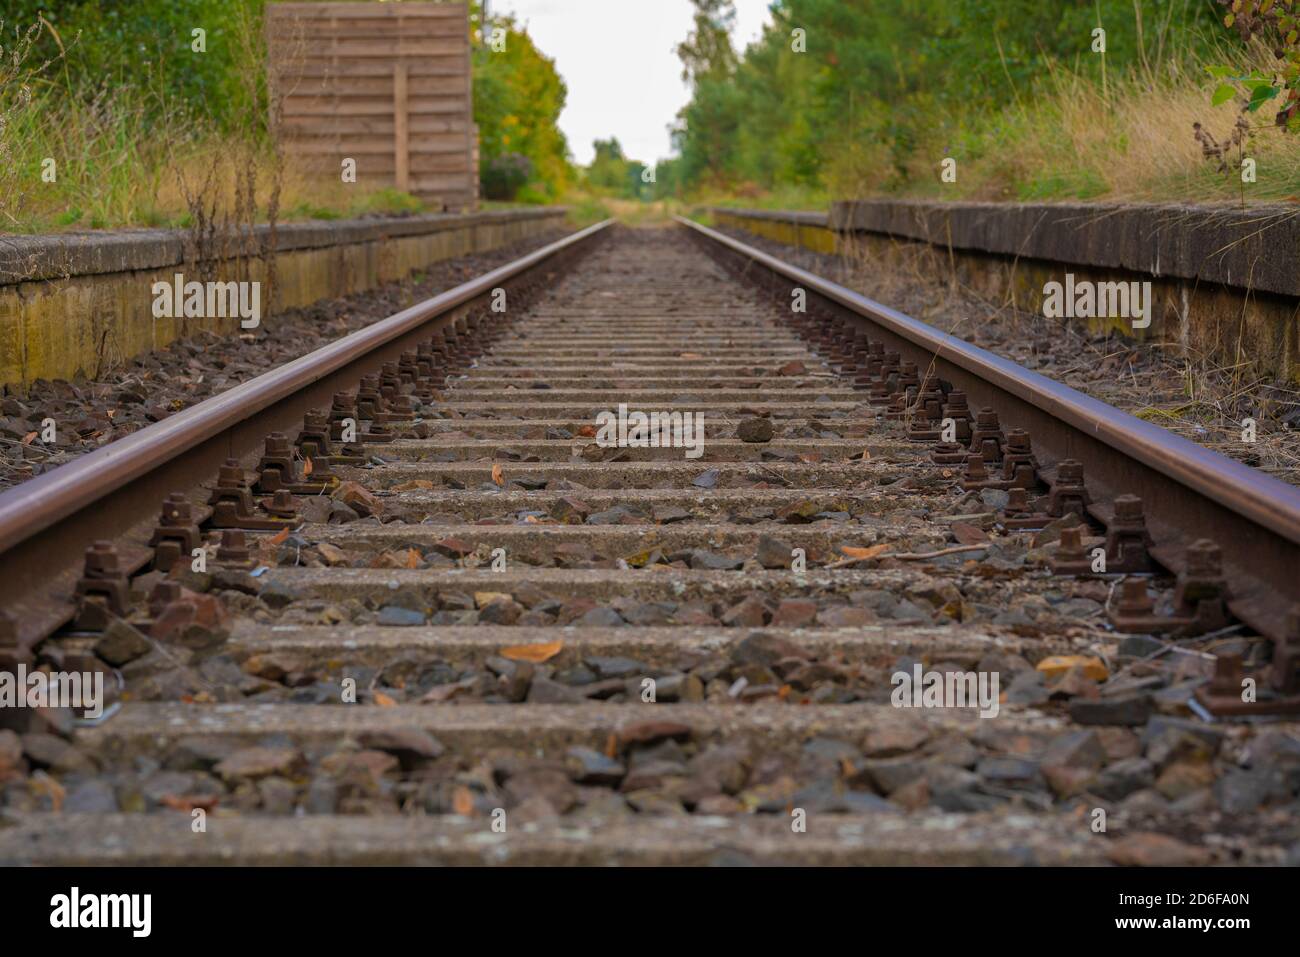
[1, 220, 1299, 866]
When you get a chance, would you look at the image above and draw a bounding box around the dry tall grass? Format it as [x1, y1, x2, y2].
[0, 14, 428, 237]
[829, 37, 1300, 205]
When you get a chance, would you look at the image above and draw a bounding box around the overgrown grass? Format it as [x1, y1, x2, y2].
[827, 36, 1300, 206]
[0, 12, 559, 236]
[703, 182, 830, 212]
[562, 193, 613, 228]
[7, 88, 437, 235]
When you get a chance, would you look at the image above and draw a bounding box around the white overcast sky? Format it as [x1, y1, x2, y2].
[488, 0, 775, 166]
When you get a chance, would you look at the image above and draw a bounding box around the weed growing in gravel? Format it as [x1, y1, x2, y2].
[822, 231, 1300, 484]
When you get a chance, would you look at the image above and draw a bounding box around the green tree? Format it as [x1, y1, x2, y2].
[586, 137, 652, 199]
[667, 0, 1221, 198]
[5, 0, 261, 129]
[471, 2, 573, 199]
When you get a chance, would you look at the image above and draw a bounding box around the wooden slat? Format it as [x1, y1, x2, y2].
[279, 38, 464, 57]
[393, 63, 410, 192]
[284, 134, 470, 156]
[267, 1, 474, 210]
[269, 20, 465, 40]
[283, 154, 471, 175]
[274, 76, 468, 97]
[409, 174, 476, 191]
[282, 97, 468, 117]
[282, 116, 469, 136]
[273, 60, 470, 79]
[410, 153, 471, 173]
[269, 3, 465, 19]
[284, 85, 467, 101]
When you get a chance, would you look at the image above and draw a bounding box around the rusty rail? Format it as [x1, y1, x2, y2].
[0, 219, 614, 652]
[679, 215, 1300, 650]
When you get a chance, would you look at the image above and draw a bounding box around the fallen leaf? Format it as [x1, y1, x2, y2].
[28, 771, 65, 812]
[452, 786, 475, 816]
[577, 425, 597, 438]
[317, 542, 348, 566]
[501, 638, 564, 663]
[1106, 832, 1212, 867]
[623, 547, 662, 568]
[861, 449, 871, 461]
[374, 691, 398, 707]
[840, 544, 890, 560]
[404, 548, 421, 569]
[604, 732, 619, 759]
[1036, 655, 1109, 682]
[950, 522, 989, 546]
[523, 514, 540, 523]
[392, 479, 435, 491]
[268, 527, 291, 546]
[20, 432, 36, 445]
[302, 457, 314, 477]
[491, 463, 504, 486]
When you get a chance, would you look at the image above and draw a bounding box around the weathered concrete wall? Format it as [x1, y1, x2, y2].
[709, 209, 837, 255]
[711, 204, 1300, 384]
[0, 208, 565, 390]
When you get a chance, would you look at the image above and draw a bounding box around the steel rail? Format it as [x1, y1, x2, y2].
[679, 215, 1300, 642]
[0, 219, 614, 650]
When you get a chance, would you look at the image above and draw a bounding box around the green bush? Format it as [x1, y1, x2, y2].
[481, 152, 533, 200]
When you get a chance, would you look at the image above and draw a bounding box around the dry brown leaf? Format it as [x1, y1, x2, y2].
[20, 431, 36, 445]
[392, 479, 435, 491]
[604, 732, 619, 759]
[577, 425, 597, 438]
[302, 457, 313, 477]
[523, 514, 540, 523]
[491, 463, 504, 486]
[950, 522, 989, 546]
[1036, 655, 1109, 682]
[268, 527, 291, 546]
[404, 548, 421, 569]
[861, 449, 871, 461]
[500, 638, 563, 663]
[374, 691, 398, 707]
[28, 771, 65, 813]
[452, 786, 475, 816]
[840, 544, 890, 560]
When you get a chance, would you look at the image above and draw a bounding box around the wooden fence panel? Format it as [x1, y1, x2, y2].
[267, 1, 477, 211]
